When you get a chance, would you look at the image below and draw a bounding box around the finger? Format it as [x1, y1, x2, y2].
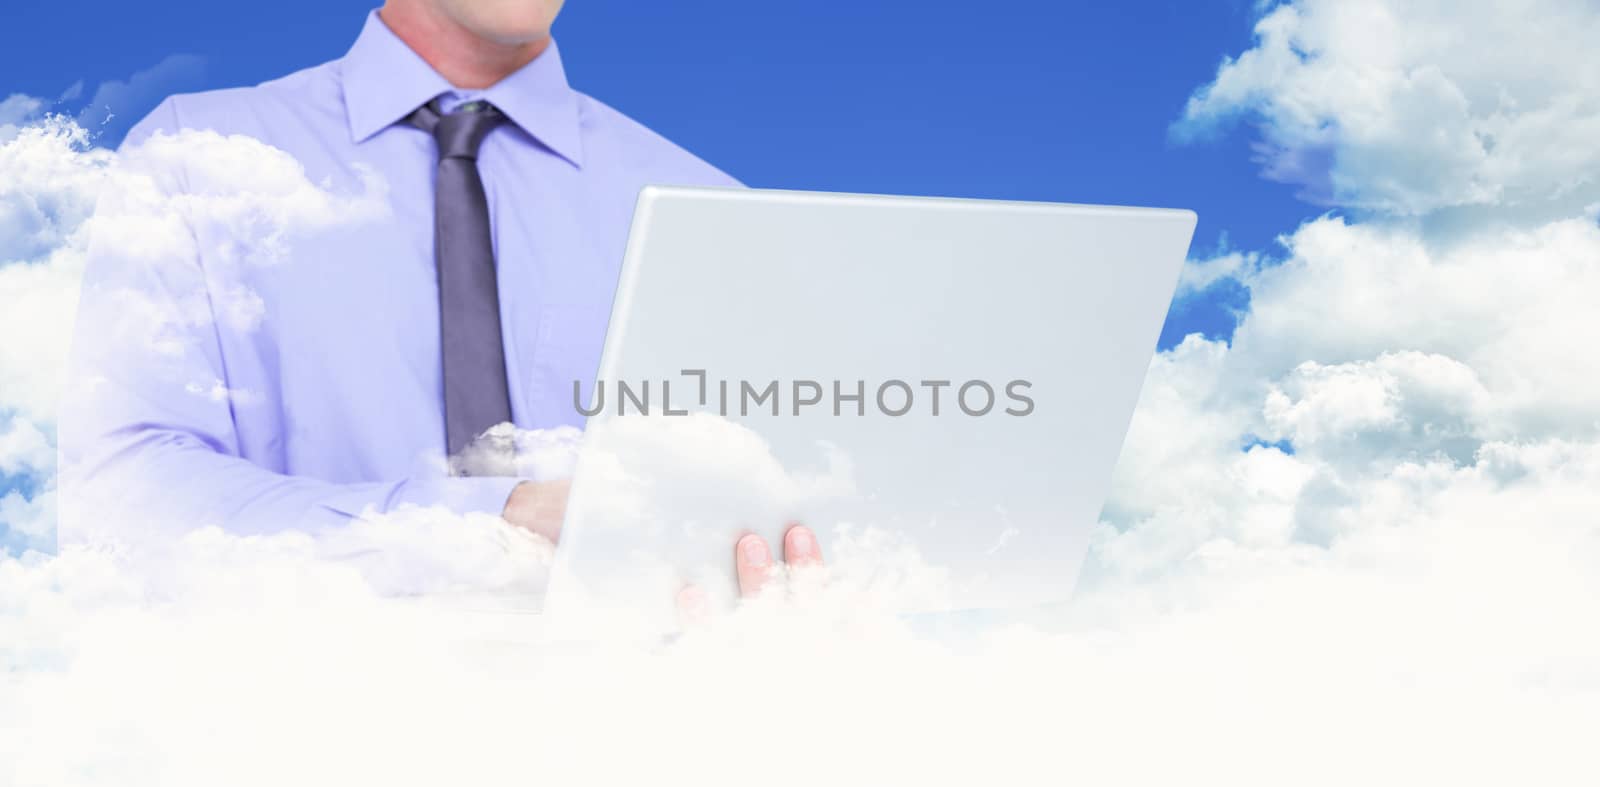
[675, 584, 711, 629]
[735, 533, 776, 598]
[783, 523, 823, 568]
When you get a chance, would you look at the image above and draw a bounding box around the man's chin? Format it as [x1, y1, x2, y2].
[453, 0, 563, 48]
[473, 25, 556, 49]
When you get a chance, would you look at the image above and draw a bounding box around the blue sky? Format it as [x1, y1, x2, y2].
[5, 0, 1315, 345]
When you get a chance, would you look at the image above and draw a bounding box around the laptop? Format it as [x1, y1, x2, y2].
[542, 186, 1195, 638]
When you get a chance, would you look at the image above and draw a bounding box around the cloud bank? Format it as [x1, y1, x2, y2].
[1174, 0, 1600, 218]
[3, 0, 1600, 783]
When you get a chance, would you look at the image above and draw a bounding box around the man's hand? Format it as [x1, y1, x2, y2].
[505, 483, 822, 622]
[734, 524, 824, 597]
[676, 524, 825, 627]
[501, 479, 569, 543]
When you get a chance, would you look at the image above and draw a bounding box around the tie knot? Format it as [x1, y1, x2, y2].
[409, 99, 507, 161]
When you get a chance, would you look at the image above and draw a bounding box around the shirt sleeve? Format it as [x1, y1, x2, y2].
[55, 98, 520, 546]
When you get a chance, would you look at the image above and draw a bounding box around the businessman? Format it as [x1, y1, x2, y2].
[59, 0, 820, 592]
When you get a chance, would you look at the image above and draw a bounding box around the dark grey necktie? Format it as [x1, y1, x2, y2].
[408, 99, 513, 463]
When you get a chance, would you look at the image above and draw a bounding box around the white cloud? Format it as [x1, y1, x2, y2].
[1236, 216, 1600, 441]
[0, 116, 391, 427]
[99, 128, 391, 269]
[0, 116, 389, 553]
[1261, 351, 1490, 462]
[0, 475, 1596, 785]
[0, 415, 53, 479]
[1091, 7, 1600, 769]
[0, 93, 46, 142]
[1175, 0, 1600, 217]
[0, 485, 55, 544]
[0, 120, 108, 490]
[1175, 249, 1257, 295]
[1103, 210, 1600, 572]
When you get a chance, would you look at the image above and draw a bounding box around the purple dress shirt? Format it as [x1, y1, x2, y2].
[57, 11, 738, 544]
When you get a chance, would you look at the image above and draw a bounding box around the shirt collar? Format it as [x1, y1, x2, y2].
[340, 10, 585, 167]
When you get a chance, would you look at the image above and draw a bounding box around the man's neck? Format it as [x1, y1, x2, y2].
[379, 3, 550, 90]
